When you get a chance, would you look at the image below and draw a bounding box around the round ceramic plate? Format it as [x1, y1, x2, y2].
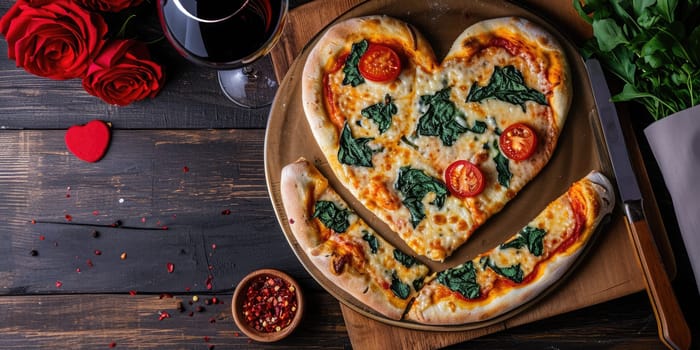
[264, 0, 603, 331]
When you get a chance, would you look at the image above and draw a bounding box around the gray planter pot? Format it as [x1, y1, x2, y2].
[644, 104, 700, 293]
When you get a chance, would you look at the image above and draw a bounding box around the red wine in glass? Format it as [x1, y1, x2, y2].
[158, 0, 288, 108]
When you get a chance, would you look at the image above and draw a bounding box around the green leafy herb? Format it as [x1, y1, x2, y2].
[312, 201, 350, 233]
[338, 122, 375, 167]
[395, 167, 448, 228]
[485, 257, 524, 283]
[390, 271, 411, 299]
[493, 140, 512, 188]
[393, 249, 417, 268]
[466, 65, 548, 111]
[436, 261, 481, 299]
[342, 40, 368, 87]
[500, 226, 547, 257]
[412, 276, 425, 291]
[416, 88, 467, 146]
[575, 0, 700, 120]
[362, 231, 379, 254]
[361, 94, 397, 134]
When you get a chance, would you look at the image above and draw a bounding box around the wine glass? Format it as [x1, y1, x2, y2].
[157, 0, 288, 108]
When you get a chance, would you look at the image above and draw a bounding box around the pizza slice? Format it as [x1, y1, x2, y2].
[405, 171, 614, 325]
[280, 158, 431, 320]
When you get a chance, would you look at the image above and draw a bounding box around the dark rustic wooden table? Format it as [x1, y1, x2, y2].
[0, 0, 698, 349]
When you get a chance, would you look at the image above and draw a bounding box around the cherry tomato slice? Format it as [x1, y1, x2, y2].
[444, 160, 485, 198]
[499, 123, 538, 161]
[358, 43, 402, 83]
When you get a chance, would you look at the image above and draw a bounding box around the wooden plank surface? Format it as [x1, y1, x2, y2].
[0, 130, 310, 294]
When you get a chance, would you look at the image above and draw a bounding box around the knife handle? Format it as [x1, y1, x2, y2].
[626, 216, 692, 350]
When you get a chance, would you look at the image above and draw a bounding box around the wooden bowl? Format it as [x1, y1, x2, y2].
[231, 269, 304, 342]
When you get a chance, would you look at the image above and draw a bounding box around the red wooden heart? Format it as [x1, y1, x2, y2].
[65, 120, 111, 162]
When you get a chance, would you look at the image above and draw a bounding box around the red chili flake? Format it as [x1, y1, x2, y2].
[185, 287, 191, 292]
[183, 166, 189, 173]
[167, 262, 175, 273]
[233, 331, 240, 337]
[289, 218, 295, 224]
[39, 235, 45, 241]
[158, 311, 171, 321]
[203, 336, 210, 343]
[221, 209, 231, 215]
[65, 214, 72, 221]
[66, 194, 71, 198]
[94, 249, 102, 256]
[55, 281, 63, 288]
[92, 210, 99, 216]
[208, 265, 214, 271]
[161, 226, 168, 230]
[205, 275, 213, 290]
[87, 259, 94, 267]
[109, 342, 116, 348]
[76, 267, 81, 273]
[129, 290, 137, 296]
[141, 217, 146, 223]
[211, 244, 217, 250]
[211, 297, 219, 304]
[240, 274, 298, 333]
[159, 293, 173, 299]
[31, 219, 36, 224]
[195, 306, 204, 312]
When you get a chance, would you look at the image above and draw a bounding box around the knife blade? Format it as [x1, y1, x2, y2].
[585, 58, 692, 350]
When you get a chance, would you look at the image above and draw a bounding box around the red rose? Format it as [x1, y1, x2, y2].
[76, 0, 146, 13]
[82, 39, 165, 106]
[0, 0, 108, 80]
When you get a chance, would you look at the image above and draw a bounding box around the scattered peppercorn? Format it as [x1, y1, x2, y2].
[30, 249, 38, 256]
[91, 230, 100, 238]
[196, 306, 205, 312]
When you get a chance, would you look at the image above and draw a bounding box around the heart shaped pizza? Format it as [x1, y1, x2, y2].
[300, 16, 572, 262]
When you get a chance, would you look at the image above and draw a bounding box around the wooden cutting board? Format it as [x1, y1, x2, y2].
[269, 1, 675, 349]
